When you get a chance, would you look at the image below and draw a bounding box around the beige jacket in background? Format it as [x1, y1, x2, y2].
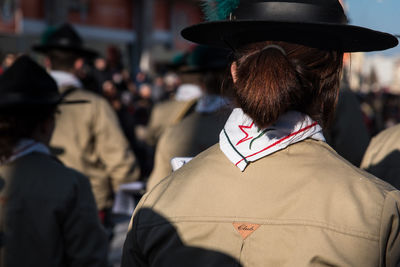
[361, 124, 400, 189]
[51, 86, 140, 210]
[0, 152, 108, 267]
[147, 109, 230, 191]
[145, 99, 197, 146]
[123, 140, 400, 267]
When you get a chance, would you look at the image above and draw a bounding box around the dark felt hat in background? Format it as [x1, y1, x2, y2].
[182, 0, 398, 52]
[180, 45, 230, 73]
[32, 23, 98, 58]
[0, 55, 85, 108]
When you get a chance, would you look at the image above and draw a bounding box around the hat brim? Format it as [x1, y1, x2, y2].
[32, 44, 98, 58]
[181, 20, 398, 52]
[59, 99, 89, 105]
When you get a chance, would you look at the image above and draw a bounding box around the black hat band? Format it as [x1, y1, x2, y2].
[231, 2, 348, 24]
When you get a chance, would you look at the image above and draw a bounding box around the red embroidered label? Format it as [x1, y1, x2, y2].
[233, 222, 260, 240]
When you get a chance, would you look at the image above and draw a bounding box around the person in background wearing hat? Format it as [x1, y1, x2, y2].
[122, 0, 400, 266]
[144, 48, 206, 148]
[0, 56, 108, 267]
[146, 45, 232, 191]
[144, 75, 202, 147]
[33, 23, 141, 229]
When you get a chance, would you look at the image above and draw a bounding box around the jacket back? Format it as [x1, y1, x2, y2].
[123, 140, 400, 267]
[0, 152, 108, 267]
[50, 86, 139, 210]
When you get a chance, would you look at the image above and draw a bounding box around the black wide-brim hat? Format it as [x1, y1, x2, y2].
[32, 23, 98, 58]
[0, 55, 87, 108]
[182, 0, 398, 52]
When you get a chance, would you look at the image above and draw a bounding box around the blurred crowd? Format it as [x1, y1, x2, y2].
[3, 50, 400, 167]
[79, 59, 400, 146]
[4, 47, 400, 177]
[360, 90, 400, 136]
[2, 38, 400, 194]
[1, 22, 400, 267]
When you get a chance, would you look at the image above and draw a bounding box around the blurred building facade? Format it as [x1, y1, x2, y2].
[361, 54, 400, 94]
[0, 0, 202, 72]
[343, 52, 400, 94]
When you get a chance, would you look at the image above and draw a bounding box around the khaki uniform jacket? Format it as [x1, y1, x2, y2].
[50, 86, 140, 210]
[0, 152, 108, 267]
[145, 99, 197, 146]
[123, 140, 400, 267]
[147, 110, 230, 191]
[361, 124, 400, 189]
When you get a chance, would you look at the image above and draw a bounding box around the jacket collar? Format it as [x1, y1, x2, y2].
[1, 139, 50, 165]
[220, 108, 325, 171]
[50, 70, 82, 93]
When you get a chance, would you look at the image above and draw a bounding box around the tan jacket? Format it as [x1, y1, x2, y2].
[361, 124, 400, 189]
[147, 110, 230, 191]
[145, 99, 197, 146]
[0, 152, 108, 267]
[123, 140, 400, 267]
[51, 86, 140, 210]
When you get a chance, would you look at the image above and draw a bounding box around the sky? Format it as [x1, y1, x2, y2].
[345, 0, 400, 56]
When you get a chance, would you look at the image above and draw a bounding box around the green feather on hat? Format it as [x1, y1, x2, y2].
[201, 0, 240, 21]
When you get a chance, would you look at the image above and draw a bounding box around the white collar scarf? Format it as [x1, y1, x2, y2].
[50, 70, 82, 90]
[219, 108, 325, 171]
[174, 83, 203, 102]
[2, 139, 51, 165]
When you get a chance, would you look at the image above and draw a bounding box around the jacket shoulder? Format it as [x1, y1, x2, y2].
[297, 140, 396, 191]
[142, 144, 227, 204]
[10, 152, 90, 187]
[368, 124, 400, 150]
[361, 124, 400, 188]
[65, 87, 109, 104]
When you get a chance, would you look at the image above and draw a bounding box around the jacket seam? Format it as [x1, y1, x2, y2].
[136, 217, 379, 241]
[378, 193, 385, 266]
[147, 175, 175, 209]
[377, 190, 398, 266]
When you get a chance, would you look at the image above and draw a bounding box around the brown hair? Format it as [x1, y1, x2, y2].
[0, 106, 56, 162]
[230, 41, 343, 128]
[48, 50, 79, 71]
